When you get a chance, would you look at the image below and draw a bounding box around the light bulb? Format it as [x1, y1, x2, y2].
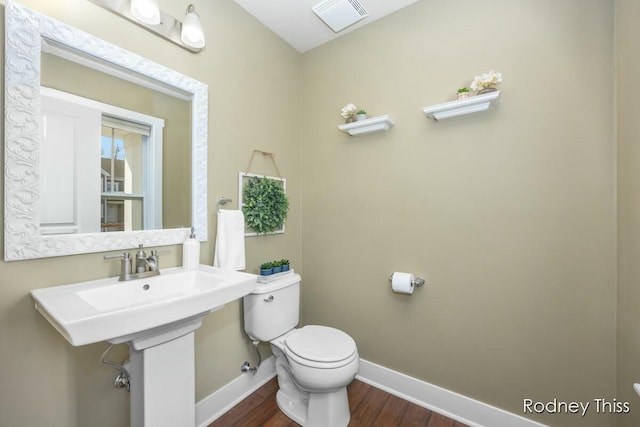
[130, 0, 161, 26]
[181, 5, 205, 49]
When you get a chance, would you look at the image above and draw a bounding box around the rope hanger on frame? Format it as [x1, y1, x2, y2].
[245, 149, 283, 179]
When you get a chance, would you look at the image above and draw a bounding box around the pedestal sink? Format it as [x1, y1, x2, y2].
[31, 265, 257, 427]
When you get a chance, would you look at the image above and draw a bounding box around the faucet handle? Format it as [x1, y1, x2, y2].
[147, 249, 170, 271]
[103, 252, 130, 260]
[104, 252, 133, 279]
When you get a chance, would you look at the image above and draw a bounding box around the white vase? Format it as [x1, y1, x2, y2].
[357, 113, 367, 121]
[478, 87, 498, 95]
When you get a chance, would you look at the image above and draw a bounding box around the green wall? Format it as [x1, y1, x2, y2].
[300, 1, 616, 426]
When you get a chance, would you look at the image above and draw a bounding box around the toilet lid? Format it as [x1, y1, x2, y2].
[285, 325, 356, 363]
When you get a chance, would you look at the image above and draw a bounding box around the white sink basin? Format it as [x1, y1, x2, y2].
[31, 265, 257, 347]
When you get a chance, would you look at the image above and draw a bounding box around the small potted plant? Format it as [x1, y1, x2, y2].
[260, 262, 273, 276]
[356, 109, 367, 121]
[457, 87, 469, 100]
[280, 259, 290, 272]
[271, 260, 283, 274]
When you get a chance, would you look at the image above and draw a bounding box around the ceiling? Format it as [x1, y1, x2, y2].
[232, 0, 419, 53]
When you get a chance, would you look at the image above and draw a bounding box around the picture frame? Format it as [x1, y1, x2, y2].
[238, 172, 287, 236]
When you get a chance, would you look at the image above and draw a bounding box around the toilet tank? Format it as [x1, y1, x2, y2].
[243, 273, 300, 341]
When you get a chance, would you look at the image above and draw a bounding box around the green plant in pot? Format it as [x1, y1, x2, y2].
[457, 87, 470, 100]
[280, 259, 290, 272]
[260, 262, 273, 276]
[242, 177, 289, 234]
[271, 260, 283, 274]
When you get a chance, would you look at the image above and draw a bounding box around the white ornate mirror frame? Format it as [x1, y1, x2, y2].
[4, 0, 208, 260]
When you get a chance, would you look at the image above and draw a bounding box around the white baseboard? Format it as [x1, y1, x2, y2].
[196, 357, 546, 427]
[195, 357, 277, 427]
[357, 359, 548, 427]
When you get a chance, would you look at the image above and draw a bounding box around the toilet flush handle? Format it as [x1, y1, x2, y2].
[264, 295, 274, 302]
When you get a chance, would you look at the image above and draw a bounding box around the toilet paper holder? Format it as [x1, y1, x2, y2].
[388, 274, 426, 288]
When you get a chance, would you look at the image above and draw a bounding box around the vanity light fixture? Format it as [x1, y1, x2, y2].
[181, 5, 205, 49]
[88, 0, 205, 53]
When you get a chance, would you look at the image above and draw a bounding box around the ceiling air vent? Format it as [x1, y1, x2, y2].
[312, 0, 369, 33]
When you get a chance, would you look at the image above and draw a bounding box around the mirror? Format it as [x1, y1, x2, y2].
[4, 0, 208, 260]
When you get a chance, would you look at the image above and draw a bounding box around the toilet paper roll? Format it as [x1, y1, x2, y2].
[391, 272, 415, 295]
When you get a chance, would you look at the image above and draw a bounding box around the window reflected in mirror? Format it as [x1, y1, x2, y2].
[101, 118, 148, 232]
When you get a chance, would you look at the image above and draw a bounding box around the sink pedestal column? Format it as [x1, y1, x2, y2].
[127, 316, 207, 427]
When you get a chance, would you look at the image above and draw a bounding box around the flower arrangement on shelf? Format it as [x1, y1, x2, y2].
[470, 70, 503, 94]
[341, 103, 359, 123]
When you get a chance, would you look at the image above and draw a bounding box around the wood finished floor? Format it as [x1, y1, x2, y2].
[208, 377, 469, 427]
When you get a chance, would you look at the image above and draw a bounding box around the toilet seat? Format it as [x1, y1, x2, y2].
[284, 325, 357, 369]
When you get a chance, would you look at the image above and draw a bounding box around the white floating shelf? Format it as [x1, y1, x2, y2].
[338, 114, 395, 136]
[423, 91, 501, 121]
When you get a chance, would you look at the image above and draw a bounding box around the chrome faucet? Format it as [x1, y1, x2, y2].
[104, 244, 164, 281]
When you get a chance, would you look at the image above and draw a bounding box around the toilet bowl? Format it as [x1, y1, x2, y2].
[243, 273, 359, 427]
[282, 325, 358, 392]
[271, 325, 358, 426]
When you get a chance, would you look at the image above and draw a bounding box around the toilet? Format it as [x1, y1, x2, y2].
[243, 272, 359, 427]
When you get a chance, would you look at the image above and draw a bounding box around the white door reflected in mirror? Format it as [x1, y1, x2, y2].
[40, 94, 101, 235]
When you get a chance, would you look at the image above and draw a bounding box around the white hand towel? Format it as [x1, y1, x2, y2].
[213, 210, 246, 270]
